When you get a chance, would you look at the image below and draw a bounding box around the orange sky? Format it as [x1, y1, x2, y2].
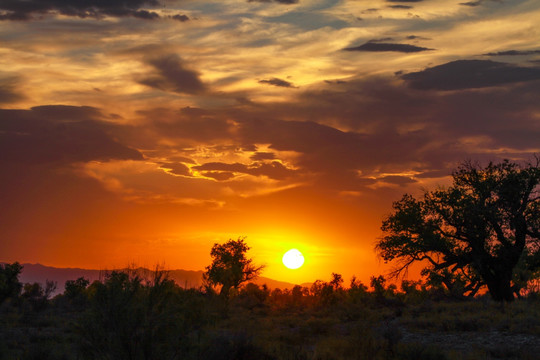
[1, 0, 540, 286]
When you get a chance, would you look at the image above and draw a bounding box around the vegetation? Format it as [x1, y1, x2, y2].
[376, 159, 540, 302]
[1, 259, 539, 360]
[203, 237, 264, 298]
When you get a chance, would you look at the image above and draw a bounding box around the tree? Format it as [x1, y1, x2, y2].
[376, 159, 540, 302]
[21, 280, 57, 311]
[203, 237, 264, 298]
[0, 262, 23, 304]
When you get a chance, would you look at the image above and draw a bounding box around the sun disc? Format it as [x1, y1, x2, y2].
[282, 249, 304, 269]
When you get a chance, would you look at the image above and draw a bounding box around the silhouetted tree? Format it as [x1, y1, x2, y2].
[376, 159, 540, 302]
[0, 262, 23, 304]
[21, 280, 56, 312]
[203, 237, 264, 298]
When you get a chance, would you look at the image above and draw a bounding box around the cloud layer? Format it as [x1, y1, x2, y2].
[0, 0, 162, 20]
[1, 0, 540, 280]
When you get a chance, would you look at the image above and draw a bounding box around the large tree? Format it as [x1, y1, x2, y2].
[376, 159, 540, 302]
[203, 237, 263, 298]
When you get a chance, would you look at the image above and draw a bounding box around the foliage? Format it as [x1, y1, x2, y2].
[21, 280, 57, 312]
[377, 159, 540, 302]
[203, 237, 264, 298]
[0, 262, 23, 304]
[77, 268, 206, 360]
[1, 265, 540, 359]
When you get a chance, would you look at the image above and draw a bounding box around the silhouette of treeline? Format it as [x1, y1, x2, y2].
[1, 261, 540, 359]
[13, 263, 298, 296]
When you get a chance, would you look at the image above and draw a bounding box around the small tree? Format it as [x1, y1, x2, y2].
[376, 159, 540, 302]
[0, 262, 23, 304]
[203, 237, 263, 298]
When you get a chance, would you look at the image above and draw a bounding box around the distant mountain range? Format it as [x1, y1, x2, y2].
[15, 263, 301, 296]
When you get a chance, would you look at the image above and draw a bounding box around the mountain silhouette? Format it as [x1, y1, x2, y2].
[14, 263, 302, 295]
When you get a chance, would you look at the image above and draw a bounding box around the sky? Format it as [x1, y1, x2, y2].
[1, 0, 540, 285]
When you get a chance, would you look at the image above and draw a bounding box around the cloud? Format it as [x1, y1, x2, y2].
[259, 77, 297, 88]
[159, 162, 192, 177]
[170, 14, 190, 22]
[386, 0, 423, 2]
[402, 60, 540, 90]
[0, 0, 162, 21]
[138, 54, 206, 94]
[0, 76, 24, 104]
[406, 35, 430, 40]
[250, 152, 276, 161]
[344, 41, 433, 53]
[379, 175, 417, 186]
[459, 1, 483, 6]
[194, 161, 296, 181]
[484, 50, 540, 56]
[248, 0, 300, 4]
[0, 105, 142, 165]
[388, 5, 413, 9]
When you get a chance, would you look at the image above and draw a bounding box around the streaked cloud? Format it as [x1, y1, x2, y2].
[484, 49, 540, 56]
[0, 106, 142, 165]
[344, 41, 433, 53]
[402, 60, 540, 90]
[0, 76, 24, 104]
[258, 77, 297, 88]
[0, 0, 162, 21]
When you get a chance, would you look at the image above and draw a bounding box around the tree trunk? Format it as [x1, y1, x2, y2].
[485, 272, 514, 302]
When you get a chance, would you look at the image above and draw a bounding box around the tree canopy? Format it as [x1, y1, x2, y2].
[203, 237, 264, 298]
[376, 159, 540, 302]
[0, 262, 23, 304]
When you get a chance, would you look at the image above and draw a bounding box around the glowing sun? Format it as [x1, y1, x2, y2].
[282, 249, 304, 269]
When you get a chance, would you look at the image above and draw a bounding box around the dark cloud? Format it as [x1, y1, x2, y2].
[250, 152, 276, 161]
[217, 71, 539, 188]
[170, 14, 189, 22]
[0, 76, 24, 104]
[201, 171, 236, 181]
[459, 1, 482, 6]
[388, 5, 413, 9]
[0, 0, 161, 21]
[259, 77, 297, 88]
[131, 65, 539, 192]
[344, 41, 433, 53]
[160, 162, 192, 177]
[132, 9, 159, 20]
[0, 105, 142, 165]
[406, 35, 430, 40]
[402, 60, 540, 90]
[138, 54, 206, 94]
[247, 0, 299, 4]
[194, 161, 295, 180]
[484, 50, 540, 56]
[386, 0, 423, 2]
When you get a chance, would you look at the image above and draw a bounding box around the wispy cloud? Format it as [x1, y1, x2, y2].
[258, 77, 297, 88]
[344, 41, 433, 53]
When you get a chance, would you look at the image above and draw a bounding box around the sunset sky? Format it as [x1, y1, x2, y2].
[1, 0, 540, 285]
